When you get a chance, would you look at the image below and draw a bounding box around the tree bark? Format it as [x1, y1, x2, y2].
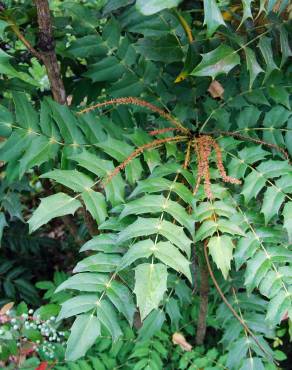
[34, 0, 66, 104]
[195, 256, 209, 345]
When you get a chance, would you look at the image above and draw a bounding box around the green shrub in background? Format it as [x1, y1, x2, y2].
[0, 0, 291, 369]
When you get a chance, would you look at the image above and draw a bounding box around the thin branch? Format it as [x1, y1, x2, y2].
[195, 245, 209, 345]
[8, 21, 43, 60]
[203, 241, 276, 364]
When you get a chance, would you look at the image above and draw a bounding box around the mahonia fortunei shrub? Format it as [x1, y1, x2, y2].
[0, 0, 291, 368]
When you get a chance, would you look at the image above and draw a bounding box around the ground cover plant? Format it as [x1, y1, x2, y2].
[0, 0, 291, 369]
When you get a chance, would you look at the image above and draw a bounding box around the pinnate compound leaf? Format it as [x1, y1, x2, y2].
[28, 193, 81, 233]
[65, 313, 101, 361]
[203, 0, 226, 37]
[191, 45, 240, 79]
[136, 0, 183, 16]
[134, 263, 167, 320]
[208, 236, 234, 279]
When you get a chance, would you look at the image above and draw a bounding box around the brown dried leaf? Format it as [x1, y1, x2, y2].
[208, 80, 224, 99]
[0, 301, 14, 315]
[172, 332, 192, 351]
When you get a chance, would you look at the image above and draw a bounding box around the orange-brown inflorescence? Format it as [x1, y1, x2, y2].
[102, 136, 188, 187]
[193, 135, 241, 199]
[148, 127, 181, 136]
[78, 97, 188, 134]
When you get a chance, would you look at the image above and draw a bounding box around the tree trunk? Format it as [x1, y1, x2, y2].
[195, 258, 209, 345]
[35, 0, 66, 104]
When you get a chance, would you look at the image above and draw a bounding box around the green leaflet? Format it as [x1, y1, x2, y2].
[261, 186, 285, 224]
[95, 300, 122, 341]
[239, 0, 254, 27]
[81, 190, 107, 225]
[234, 234, 260, 270]
[106, 281, 136, 325]
[55, 273, 109, 293]
[95, 137, 133, 161]
[244, 47, 264, 89]
[266, 290, 291, 326]
[191, 45, 240, 79]
[79, 234, 121, 253]
[0, 131, 33, 163]
[12, 92, 39, 131]
[137, 309, 166, 341]
[259, 271, 282, 299]
[135, 35, 184, 63]
[245, 251, 271, 292]
[47, 100, 85, 144]
[279, 25, 292, 67]
[257, 36, 279, 82]
[19, 136, 58, 178]
[0, 212, 8, 245]
[68, 35, 107, 58]
[57, 294, 99, 321]
[154, 241, 192, 283]
[65, 313, 101, 361]
[283, 202, 292, 243]
[41, 169, 94, 192]
[117, 217, 192, 257]
[117, 239, 154, 271]
[134, 263, 167, 320]
[0, 104, 13, 137]
[136, 0, 182, 15]
[28, 193, 81, 233]
[203, 0, 226, 37]
[0, 19, 8, 38]
[166, 298, 181, 329]
[129, 177, 194, 205]
[73, 253, 121, 273]
[70, 150, 125, 206]
[119, 194, 194, 232]
[0, 49, 37, 85]
[208, 236, 234, 279]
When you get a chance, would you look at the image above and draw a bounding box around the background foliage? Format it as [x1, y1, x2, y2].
[0, 0, 291, 369]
